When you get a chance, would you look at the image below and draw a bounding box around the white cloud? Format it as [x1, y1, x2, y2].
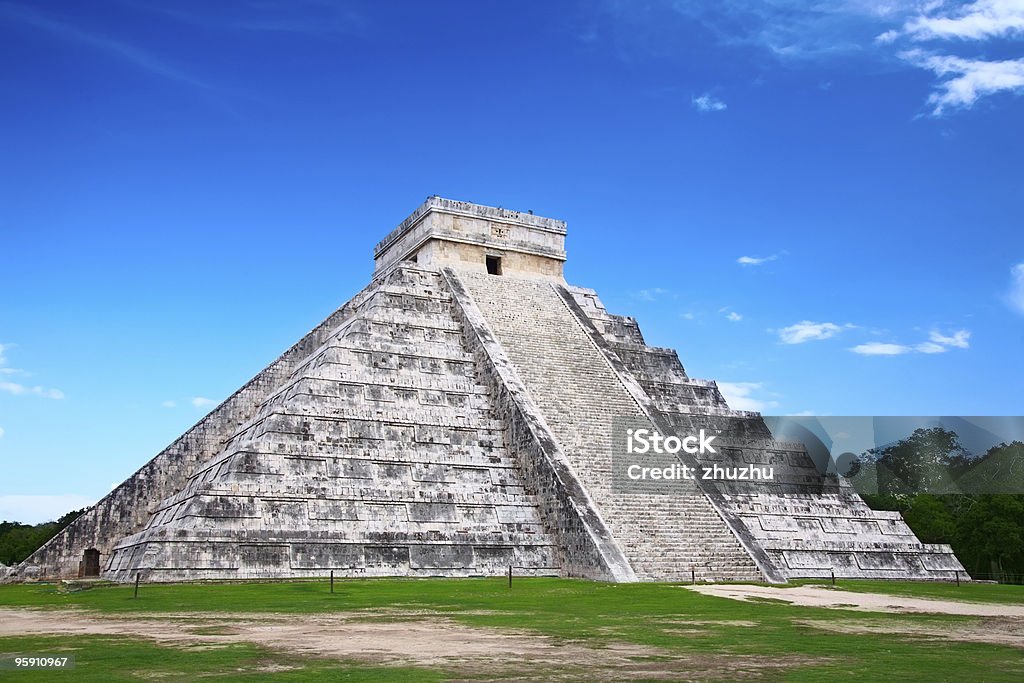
[850, 342, 913, 355]
[716, 381, 780, 412]
[891, 0, 1024, 42]
[929, 328, 971, 348]
[738, 250, 787, 266]
[634, 287, 673, 301]
[777, 320, 846, 344]
[716, 382, 778, 413]
[901, 50, 1024, 114]
[693, 93, 727, 111]
[0, 344, 21, 375]
[1008, 262, 1024, 313]
[681, 311, 697, 320]
[658, 1, 910, 61]
[161, 400, 177, 408]
[191, 396, 216, 408]
[0, 426, 4, 438]
[0, 382, 64, 399]
[726, 311, 743, 322]
[0, 494, 95, 525]
[852, 328, 971, 355]
[875, 2, 1024, 114]
[915, 341, 948, 353]
[0, 344, 64, 399]
[737, 254, 778, 266]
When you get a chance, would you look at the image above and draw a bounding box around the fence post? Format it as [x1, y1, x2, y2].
[508, 565, 512, 590]
[830, 570, 835, 586]
[330, 570, 334, 594]
[955, 571, 960, 587]
[133, 572, 140, 599]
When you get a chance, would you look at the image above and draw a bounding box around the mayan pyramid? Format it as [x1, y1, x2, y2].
[19, 197, 965, 583]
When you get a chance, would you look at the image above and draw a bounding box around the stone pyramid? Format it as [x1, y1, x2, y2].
[20, 197, 965, 583]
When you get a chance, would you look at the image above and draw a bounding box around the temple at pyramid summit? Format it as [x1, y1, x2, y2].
[16, 197, 966, 583]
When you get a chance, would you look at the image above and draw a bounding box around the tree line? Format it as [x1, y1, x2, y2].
[851, 427, 1024, 583]
[0, 509, 85, 566]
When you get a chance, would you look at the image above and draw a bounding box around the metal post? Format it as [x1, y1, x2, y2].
[691, 569, 695, 585]
[330, 570, 334, 594]
[133, 572, 140, 599]
[831, 570, 835, 586]
[508, 565, 512, 590]
[955, 571, 960, 587]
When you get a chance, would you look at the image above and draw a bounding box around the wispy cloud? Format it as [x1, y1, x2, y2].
[592, 1, 1022, 115]
[660, 0, 896, 61]
[777, 320, 849, 344]
[128, 0, 365, 36]
[850, 341, 914, 355]
[880, 0, 1024, 42]
[1008, 262, 1024, 313]
[0, 2, 211, 89]
[0, 343, 64, 399]
[718, 306, 744, 322]
[737, 252, 784, 266]
[0, 382, 64, 399]
[692, 93, 727, 111]
[716, 381, 779, 412]
[191, 396, 216, 408]
[161, 400, 177, 408]
[873, 1, 1024, 114]
[0, 343, 11, 374]
[0, 426, 5, 439]
[850, 328, 971, 355]
[901, 50, 1024, 114]
[928, 328, 971, 349]
[633, 287, 673, 301]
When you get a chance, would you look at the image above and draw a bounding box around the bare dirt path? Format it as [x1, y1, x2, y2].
[684, 584, 1024, 617]
[0, 607, 804, 680]
[2, 607, 625, 666]
[682, 584, 1024, 649]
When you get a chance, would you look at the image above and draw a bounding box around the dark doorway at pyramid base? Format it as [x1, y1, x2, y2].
[79, 548, 101, 578]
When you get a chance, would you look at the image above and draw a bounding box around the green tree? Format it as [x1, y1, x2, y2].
[0, 508, 86, 565]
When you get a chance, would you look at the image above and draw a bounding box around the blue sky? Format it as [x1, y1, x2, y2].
[1, 0, 1022, 522]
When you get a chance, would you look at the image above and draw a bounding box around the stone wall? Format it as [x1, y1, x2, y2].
[456, 270, 764, 582]
[374, 196, 566, 279]
[564, 286, 967, 581]
[17, 280, 378, 579]
[444, 269, 634, 582]
[105, 266, 560, 582]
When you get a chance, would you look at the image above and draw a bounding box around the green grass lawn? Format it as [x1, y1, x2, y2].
[0, 634, 439, 682]
[1, 578, 1022, 681]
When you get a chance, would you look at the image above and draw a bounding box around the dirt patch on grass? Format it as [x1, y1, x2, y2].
[798, 616, 1024, 649]
[0, 607, 811, 680]
[657, 619, 758, 628]
[685, 585, 1024, 617]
